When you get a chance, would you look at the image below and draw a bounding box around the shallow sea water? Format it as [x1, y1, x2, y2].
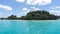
[0, 20, 60, 34]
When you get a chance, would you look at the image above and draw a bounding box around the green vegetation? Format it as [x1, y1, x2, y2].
[20, 10, 59, 20]
[0, 10, 60, 20]
[7, 15, 17, 19]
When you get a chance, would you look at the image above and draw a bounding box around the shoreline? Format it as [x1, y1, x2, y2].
[0, 18, 59, 20]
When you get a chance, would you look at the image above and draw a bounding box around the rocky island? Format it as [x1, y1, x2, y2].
[0, 10, 60, 20]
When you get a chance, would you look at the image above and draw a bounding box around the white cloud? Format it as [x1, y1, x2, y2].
[16, 0, 52, 5]
[51, 6, 60, 9]
[55, 6, 60, 9]
[49, 10, 60, 16]
[16, 0, 25, 2]
[23, 8, 30, 12]
[30, 7, 40, 10]
[0, 4, 12, 11]
[49, 6, 60, 16]
[22, 8, 30, 15]
[26, 0, 52, 5]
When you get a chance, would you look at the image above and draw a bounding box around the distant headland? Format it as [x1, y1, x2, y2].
[0, 10, 60, 20]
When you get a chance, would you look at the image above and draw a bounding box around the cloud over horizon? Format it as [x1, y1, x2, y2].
[49, 10, 60, 16]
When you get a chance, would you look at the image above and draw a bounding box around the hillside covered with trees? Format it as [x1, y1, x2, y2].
[20, 10, 59, 20]
[0, 10, 60, 20]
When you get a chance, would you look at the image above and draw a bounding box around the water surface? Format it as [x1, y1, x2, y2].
[0, 20, 60, 34]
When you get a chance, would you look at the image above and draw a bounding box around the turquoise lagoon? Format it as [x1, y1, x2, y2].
[0, 20, 60, 34]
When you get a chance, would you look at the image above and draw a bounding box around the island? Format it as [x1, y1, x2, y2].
[0, 10, 60, 20]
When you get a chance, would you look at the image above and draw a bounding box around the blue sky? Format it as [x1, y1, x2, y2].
[0, 0, 60, 18]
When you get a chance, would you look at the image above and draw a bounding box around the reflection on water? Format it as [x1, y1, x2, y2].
[0, 20, 60, 34]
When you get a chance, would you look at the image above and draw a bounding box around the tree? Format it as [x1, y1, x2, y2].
[8, 15, 17, 19]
